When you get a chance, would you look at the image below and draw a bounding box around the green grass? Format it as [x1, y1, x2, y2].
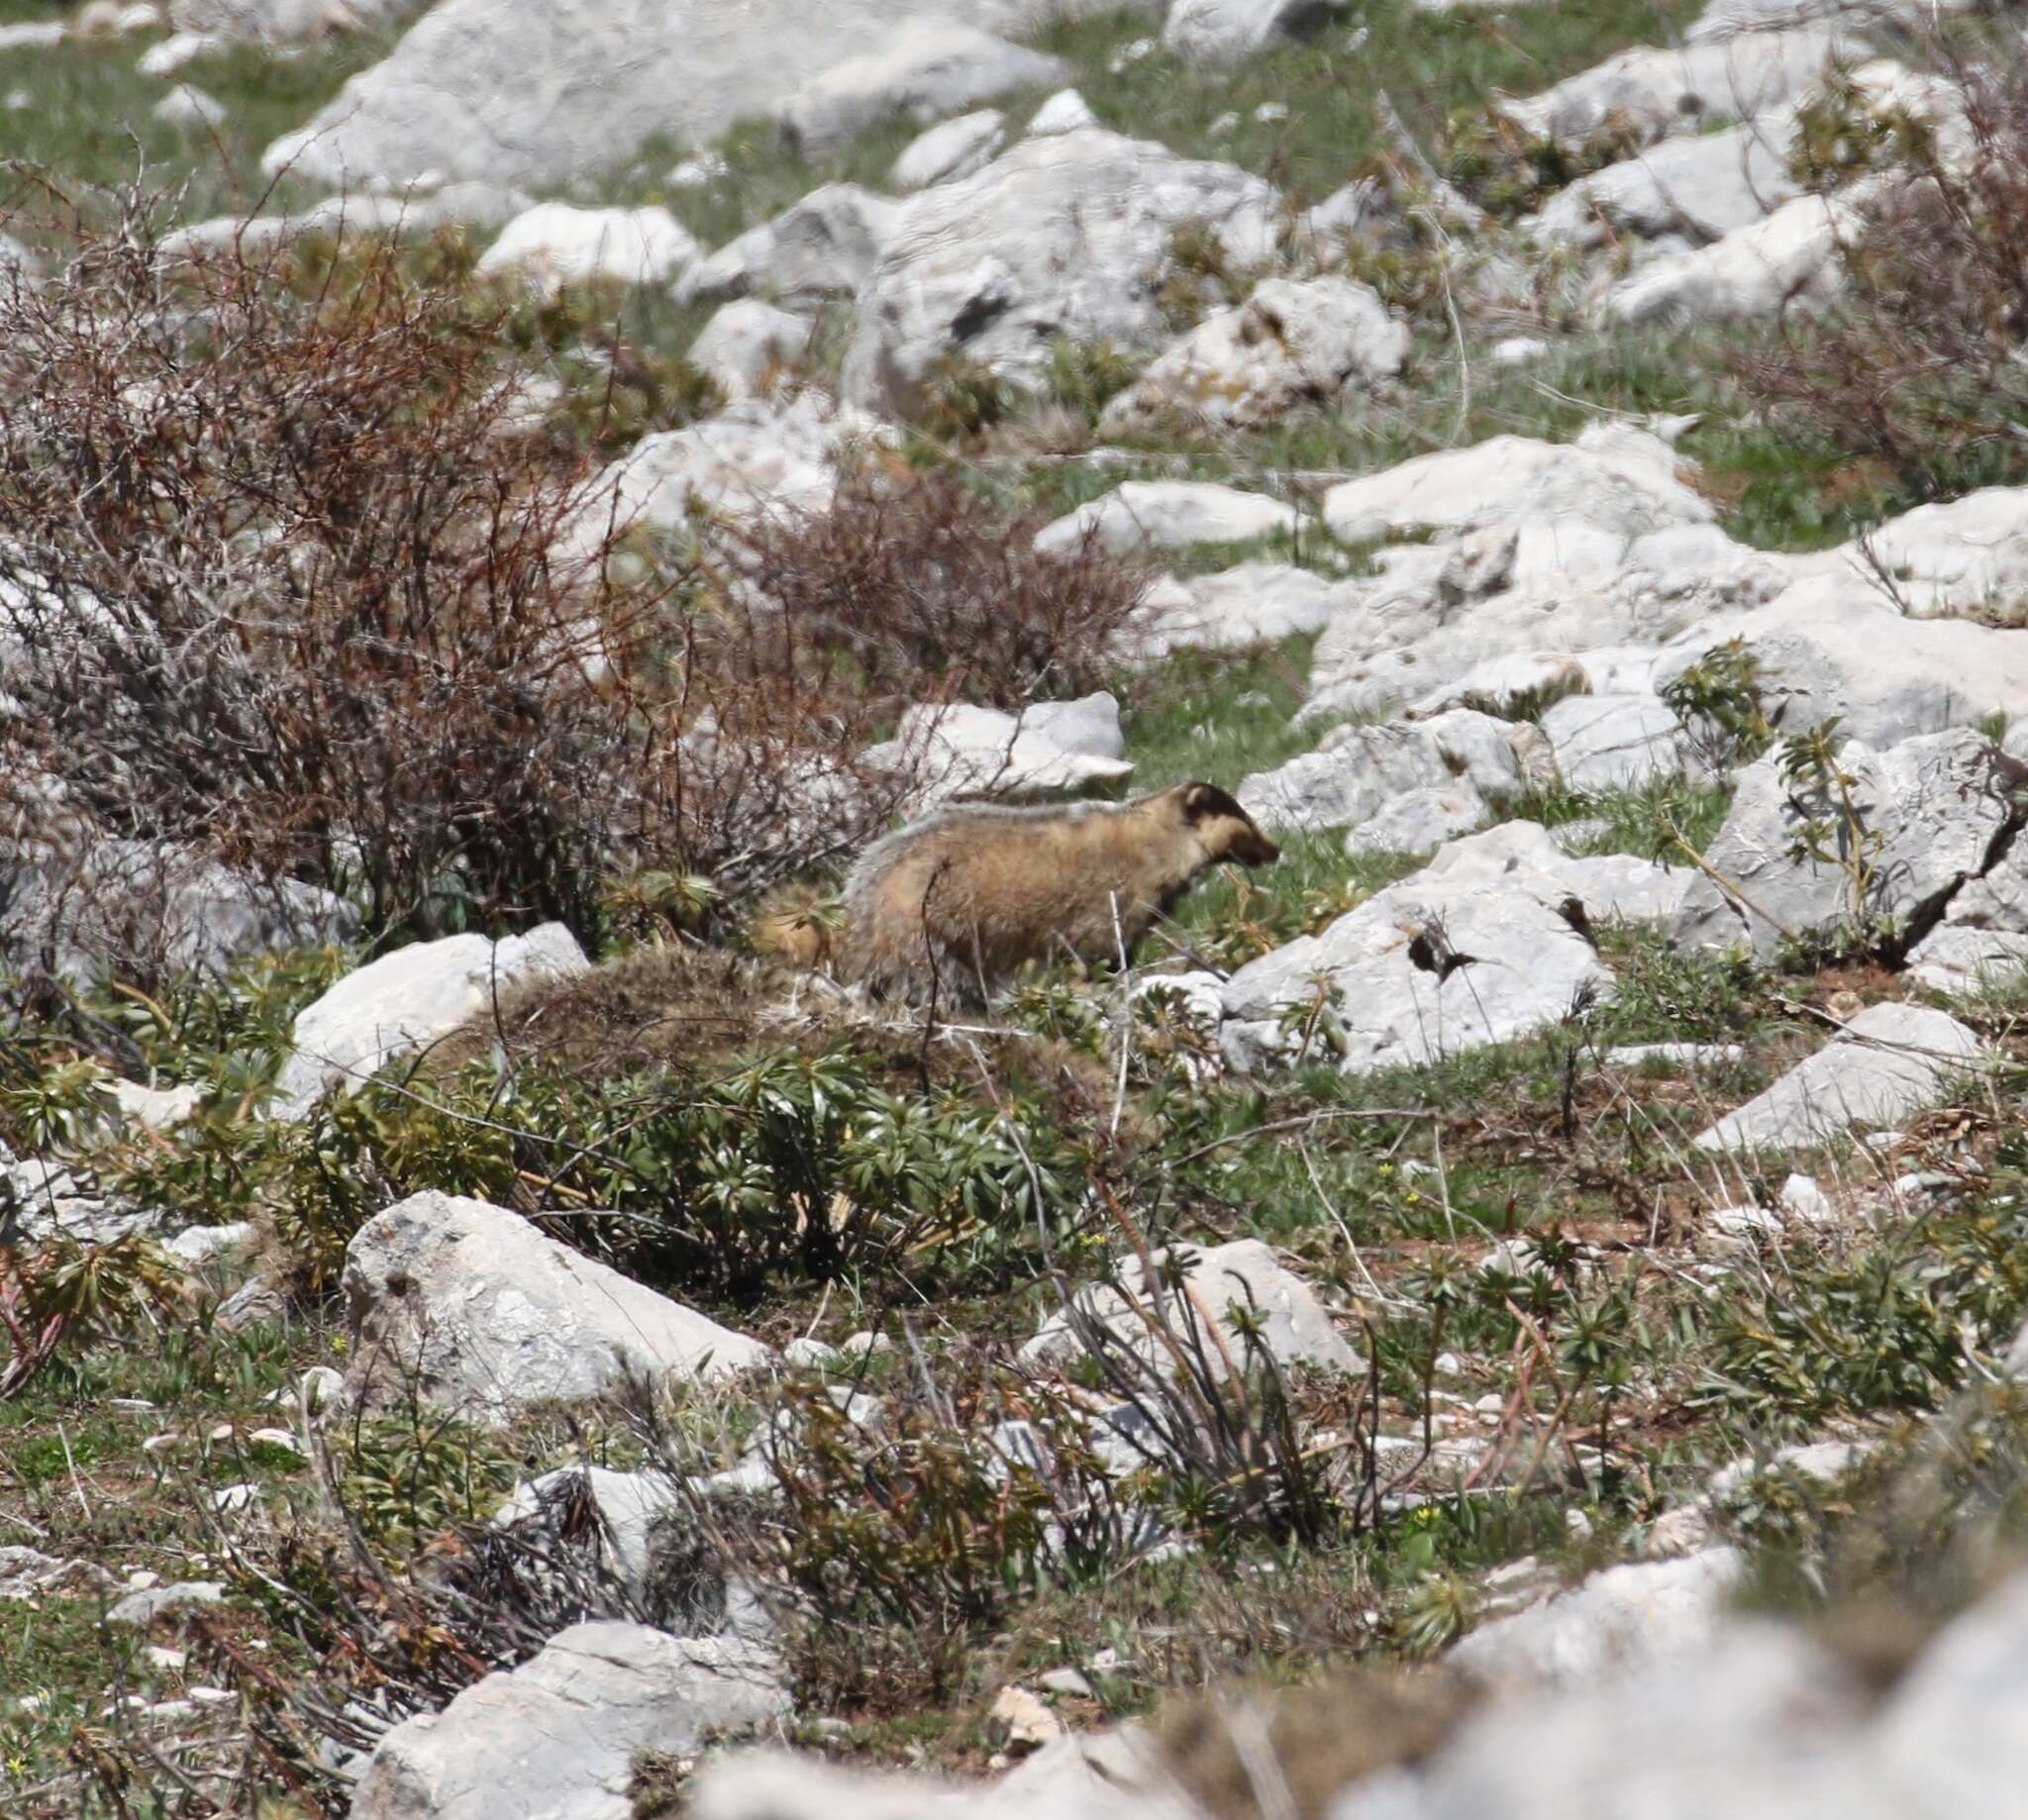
[0, 21, 395, 232]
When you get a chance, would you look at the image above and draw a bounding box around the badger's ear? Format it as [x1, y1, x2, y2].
[1181, 782, 1220, 822]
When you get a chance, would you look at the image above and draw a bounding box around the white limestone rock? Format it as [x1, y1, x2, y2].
[775, 21, 1066, 157]
[1164, 0, 1351, 65]
[1500, 29, 1849, 146]
[351, 1623, 787, 1820]
[687, 300, 811, 401]
[861, 692, 1134, 804]
[1670, 729, 2022, 963]
[342, 1191, 768, 1424]
[680, 183, 899, 307]
[890, 107, 1005, 189]
[1024, 1237, 1363, 1378]
[475, 203, 699, 296]
[1036, 481, 1300, 557]
[272, 924, 587, 1118]
[1322, 426, 1713, 547]
[1691, 1002, 1985, 1154]
[842, 128, 1278, 417]
[1099, 274, 1407, 434]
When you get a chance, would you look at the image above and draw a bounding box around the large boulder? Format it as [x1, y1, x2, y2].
[1670, 729, 2026, 963]
[1303, 520, 1779, 728]
[342, 1192, 769, 1424]
[1129, 561, 1361, 659]
[1690, 1002, 1984, 1153]
[263, 0, 1072, 192]
[272, 925, 587, 1118]
[0, 838, 359, 991]
[1498, 29, 1848, 145]
[1220, 822, 1687, 1074]
[842, 128, 1279, 417]
[775, 21, 1065, 157]
[1817, 485, 2028, 624]
[351, 1623, 787, 1820]
[1164, 0, 1351, 65]
[1023, 1237, 1362, 1379]
[1099, 275, 1408, 435]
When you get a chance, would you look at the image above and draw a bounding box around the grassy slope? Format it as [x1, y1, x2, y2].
[4, 3, 2024, 1815]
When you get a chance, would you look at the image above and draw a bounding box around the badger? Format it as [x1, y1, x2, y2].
[833, 781, 1280, 1004]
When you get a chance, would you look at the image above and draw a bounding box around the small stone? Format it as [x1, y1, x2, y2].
[1491, 336, 1549, 365]
[1027, 88, 1097, 136]
[1039, 1667, 1094, 1698]
[212, 1483, 259, 1515]
[839, 1330, 892, 1361]
[987, 1685, 1063, 1756]
[127, 1569, 162, 1590]
[145, 1647, 187, 1671]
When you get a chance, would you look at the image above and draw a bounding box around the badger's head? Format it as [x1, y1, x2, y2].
[1177, 781, 1281, 867]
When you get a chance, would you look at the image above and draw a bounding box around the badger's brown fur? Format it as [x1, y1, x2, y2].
[839, 781, 1280, 1003]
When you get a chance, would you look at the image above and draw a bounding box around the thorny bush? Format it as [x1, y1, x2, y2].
[0, 188, 935, 977]
[1738, 49, 2028, 502]
[729, 466, 1151, 713]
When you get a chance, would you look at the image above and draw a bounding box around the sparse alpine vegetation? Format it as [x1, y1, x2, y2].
[6, 3, 2028, 1819]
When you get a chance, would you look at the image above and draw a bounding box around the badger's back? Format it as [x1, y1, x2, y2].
[841, 798, 1182, 1000]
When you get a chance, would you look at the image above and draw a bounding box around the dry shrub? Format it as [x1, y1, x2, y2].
[729, 466, 1151, 713]
[0, 188, 927, 972]
[1737, 49, 2028, 498]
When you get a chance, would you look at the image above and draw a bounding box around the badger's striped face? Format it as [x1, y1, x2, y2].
[1180, 782, 1280, 867]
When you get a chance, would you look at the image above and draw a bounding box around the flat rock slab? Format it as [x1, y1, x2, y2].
[1322, 426, 1713, 547]
[352, 1622, 787, 1820]
[342, 1191, 768, 1424]
[1691, 1002, 1984, 1154]
[1036, 481, 1299, 557]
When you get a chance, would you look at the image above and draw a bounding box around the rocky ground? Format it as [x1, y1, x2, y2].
[5, 0, 2028, 1816]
